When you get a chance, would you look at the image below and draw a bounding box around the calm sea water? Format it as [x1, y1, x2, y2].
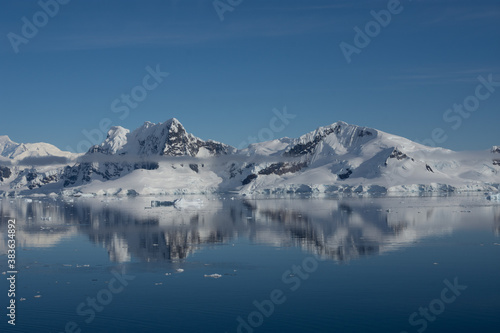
[0, 195, 499, 333]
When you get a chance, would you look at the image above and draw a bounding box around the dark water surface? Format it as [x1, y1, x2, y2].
[1, 195, 499, 333]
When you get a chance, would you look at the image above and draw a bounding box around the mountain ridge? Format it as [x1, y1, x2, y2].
[0, 118, 498, 196]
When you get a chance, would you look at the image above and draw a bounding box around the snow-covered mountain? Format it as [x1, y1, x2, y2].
[231, 122, 500, 194]
[88, 118, 235, 157]
[61, 118, 235, 189]
[0, 135, 75, 160]
[0, 119, 499, 196]
[0, 136, 79, 193]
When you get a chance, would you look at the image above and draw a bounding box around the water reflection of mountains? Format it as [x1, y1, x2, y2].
[1, 196, 499, 262]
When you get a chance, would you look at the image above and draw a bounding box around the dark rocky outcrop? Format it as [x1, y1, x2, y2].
[338, 169, 352, 180]
[284, 125, 340, 157]
[258, 162, 307, 176]
[0, 166, 12, 182]
[189, 164, 199, 173]
[242, 174, 258, 185]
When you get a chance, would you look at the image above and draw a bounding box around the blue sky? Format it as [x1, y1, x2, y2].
[1, 0, 499, 152]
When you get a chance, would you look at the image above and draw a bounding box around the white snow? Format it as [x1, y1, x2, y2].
[0, 135, 77, 160]
[486, 193, 500, 201]
[174, 198, 204, 209]
[1, 119, 499, 196]
[204, 274, 222, 279]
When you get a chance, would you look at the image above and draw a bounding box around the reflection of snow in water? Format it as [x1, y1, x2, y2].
[486, 192, 500, 201]
[174, 198, 204, 209]
[108, 233, 131, 263]
[1, 195, 499, 262]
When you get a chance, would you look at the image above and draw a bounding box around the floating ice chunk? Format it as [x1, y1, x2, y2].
[176, 269, 184, 273]
[174, 198, 203, 209]
[204, 274, 222, 279]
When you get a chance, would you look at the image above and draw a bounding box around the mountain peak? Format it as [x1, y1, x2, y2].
[166, 117, 181, 126]
[85, 118, 233, 157]
[89, 126, 130, 155]
[0, 135, 14, 144]
[0, 135, 21, 159]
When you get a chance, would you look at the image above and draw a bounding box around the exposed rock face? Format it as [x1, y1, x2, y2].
[492, 146, 500, 166]
[284, 125, 340, 157]
[2, 119, 499, 195]
[389, 148, 410, 161]
[0, 166, 12, 182]
[258, 162, 307, 176]
[189, 164, 199, 173]
[283, 122, 374, 158]
[63, 161, 159, 187]
[338, 169, 352, 180]
[9, 168, 62, 189]
[111, 119, 234, 157]
[86, 119, 234, 157]
[61, 119, 234, 187]
[242, 174, 258, 185]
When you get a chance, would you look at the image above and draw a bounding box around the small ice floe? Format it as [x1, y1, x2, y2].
[204, 274, 222, 279]
[176, 269, 184, 273]
[174, 198, 203, 209]
[155, 282, 163, 285]
[34, 295, 42, 298]
[165, 273, 172, 276]
[19, 298, 26, 302]
[486, 193, 500, 201]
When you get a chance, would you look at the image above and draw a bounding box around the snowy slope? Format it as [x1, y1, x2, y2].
[0, 135, 75, 160]
[1, 119, 499, 196]
[232, 121, 499, 194]
[60, 118, 236, 190]
[89, 118, 235, 157]
[0, 136, 80, 194]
